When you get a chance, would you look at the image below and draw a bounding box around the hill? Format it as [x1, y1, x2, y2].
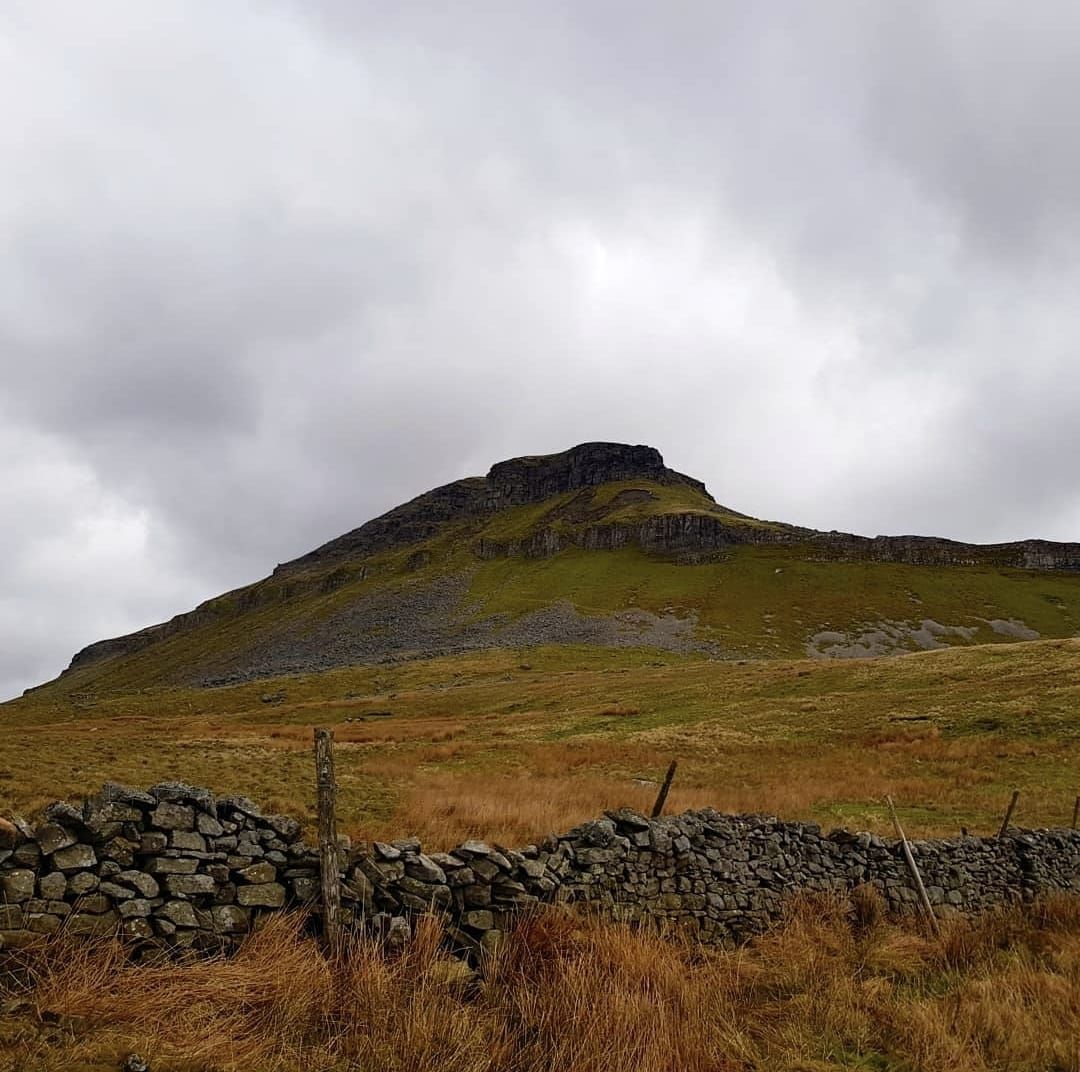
[3, 440, 1080, 849]
[18, 441, 1080, 699]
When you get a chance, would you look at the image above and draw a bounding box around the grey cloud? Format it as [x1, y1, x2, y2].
[860, 2, 1080, 262]
[2, 0, 1080, 699]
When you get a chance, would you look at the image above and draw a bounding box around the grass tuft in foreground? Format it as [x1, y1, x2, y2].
[2, 894, 1078, 1071]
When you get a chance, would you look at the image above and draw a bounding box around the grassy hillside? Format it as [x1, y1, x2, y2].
[22, 475, 1080, 698]
[5, 638, 1079, 847]
[470, 545, 1080, 655]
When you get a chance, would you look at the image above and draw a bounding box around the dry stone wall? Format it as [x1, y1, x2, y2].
[2, 783, 1078, 955]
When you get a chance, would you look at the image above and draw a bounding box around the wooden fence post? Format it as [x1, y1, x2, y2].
[997, 789, 1020, 840]
[314, 727, 342, 954]
[885, 795, 940, 937]
[651, 760, 678, 818]
[1071, 794, 1079, 831]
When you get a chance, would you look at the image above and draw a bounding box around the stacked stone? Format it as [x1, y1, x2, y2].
[4, 786, 1080, 956]
[344, 836, 558, 953]
[523, 809, 1080, 943]
[0, 782, 310, 952]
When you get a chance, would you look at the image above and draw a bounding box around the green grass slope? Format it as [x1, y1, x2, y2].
[469, 545, 1080, 657]
[13, 476, 1080, 704]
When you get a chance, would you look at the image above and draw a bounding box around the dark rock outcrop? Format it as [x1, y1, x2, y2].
[476, 513, 1080, 571]
[278, 442, 710, 573]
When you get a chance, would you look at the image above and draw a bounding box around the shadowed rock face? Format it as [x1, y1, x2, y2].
[278, 442, 710, 572]
[485, 442, 707, 508]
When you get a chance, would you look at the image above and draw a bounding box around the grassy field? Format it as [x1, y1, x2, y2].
[2, 894, 1078, 1071]
[4, 637, 1079, 848]
[4, 537, 1080, 1070]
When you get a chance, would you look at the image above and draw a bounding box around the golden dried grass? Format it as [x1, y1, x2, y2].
[3, 897, 1078, 1072]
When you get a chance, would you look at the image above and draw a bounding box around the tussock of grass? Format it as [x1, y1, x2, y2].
[2, 897, 1078, 1071]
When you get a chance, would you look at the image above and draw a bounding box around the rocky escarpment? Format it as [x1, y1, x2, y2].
[279, 442, 710, 573]
[475, 513, 1080, 571]
[476, 512, 809, 559]
[2, 783, 1077, 957]
[808, 533, 1080, 571]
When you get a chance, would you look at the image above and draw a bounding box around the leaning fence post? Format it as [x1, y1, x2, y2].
[314, 727, 342, 954]
[997, 788, 1020, 840]
[885, 795, 940, 937]
[1071, 794, 1079, 831]
[651, 760, 678, 818]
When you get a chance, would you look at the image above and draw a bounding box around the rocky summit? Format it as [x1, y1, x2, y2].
[26, 442, 1080, 694]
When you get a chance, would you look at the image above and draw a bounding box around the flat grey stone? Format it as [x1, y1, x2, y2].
[196, 814, 224, 837]
[146, 857, 198, 875]
[164, 874, 216, 897]
[67, 871, 99, 895]
[150, 782, 216, 814]
[98, 881, 135, 901]
[139, 831, 168, 854]
[115, 871, 160, 899]
[28, 913, 63, 934]
[236, 882, 285, 908]
[457, 840, 494, 857]
[462, 909, 495, 931]
[404, 854, 446, 883]
[169, 831, 207, 852]
[150, 802, 195, 831]
[64, 910, 119, 936]
[236, 861, 276, 884]
[210, 904, 251, 933]
[218, 795, 262, 819]
[99, 782, 156, 808]
[119, 899, 152, 919]
[52, 843, 97, 871]
[2, 870, 37, 903]
[37, 871, 67, 900]
[156, 900, 198, 927]
[266, 815, 300, 840]
[33, 822, 77, 855]
[0, 905, 24, 929]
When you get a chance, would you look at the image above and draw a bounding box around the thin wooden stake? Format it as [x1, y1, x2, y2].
[314, 727, 342, 954]
[1071, 794, 1079, 831]
[651, 760, 678, 818]
[885, 795, 940, 937]
[997, 788, 1020, 840]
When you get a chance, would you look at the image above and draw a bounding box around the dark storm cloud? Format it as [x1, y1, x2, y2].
[3, 0, 1079, 699]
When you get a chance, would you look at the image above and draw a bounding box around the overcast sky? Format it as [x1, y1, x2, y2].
[3, 1, 1080, 700]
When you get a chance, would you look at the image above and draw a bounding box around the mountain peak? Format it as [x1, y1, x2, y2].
[485, 442, 708, 505]
[280, 442, 710, 573]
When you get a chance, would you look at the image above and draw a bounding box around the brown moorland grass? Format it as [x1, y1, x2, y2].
[2, 638, 1079, 846]
[2, 895, 1078, 1072]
